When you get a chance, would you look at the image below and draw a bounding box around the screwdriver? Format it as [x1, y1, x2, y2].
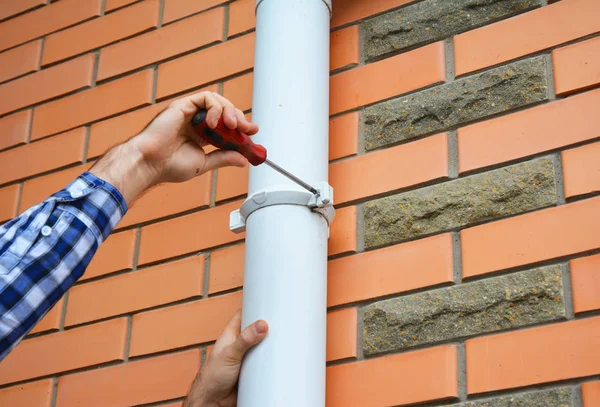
[191, 110, 319, 195]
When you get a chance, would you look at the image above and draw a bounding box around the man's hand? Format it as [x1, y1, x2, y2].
[184, 311, 268, 407]
[90, 91, 258, 204]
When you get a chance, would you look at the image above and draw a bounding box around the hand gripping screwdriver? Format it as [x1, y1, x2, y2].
[191, 110, 319, 195]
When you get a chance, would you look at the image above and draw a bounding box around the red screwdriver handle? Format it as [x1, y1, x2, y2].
[191, 110, 267, 166]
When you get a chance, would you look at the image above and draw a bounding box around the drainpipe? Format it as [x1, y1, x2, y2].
[228, 0, 333, 406]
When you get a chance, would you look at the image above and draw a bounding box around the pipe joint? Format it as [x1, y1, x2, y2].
[229, 182, 335, 233]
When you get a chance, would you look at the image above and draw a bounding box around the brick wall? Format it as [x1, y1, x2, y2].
[0, 0, 599, 406]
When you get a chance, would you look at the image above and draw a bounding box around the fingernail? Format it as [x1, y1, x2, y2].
[255, 321, 267, 334]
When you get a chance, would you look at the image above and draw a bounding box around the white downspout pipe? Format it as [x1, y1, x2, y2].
[236, 1, 332, 406]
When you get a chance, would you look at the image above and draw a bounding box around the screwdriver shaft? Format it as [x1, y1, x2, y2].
[264, 159, 319, 195]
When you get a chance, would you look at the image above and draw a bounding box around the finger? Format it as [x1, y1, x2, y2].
[203, 150, 247, 172]
[213, 94, 238, 129]
[227, 320, 268, 362]
[169, 91, 223, 128]
[204, 92, 225, 128]
[234, 109, 259, 135]
[213, 310, 243, 353]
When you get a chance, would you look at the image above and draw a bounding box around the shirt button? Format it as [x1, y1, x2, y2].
[70, 190, 83, 198]
[41, 226, 52, 237]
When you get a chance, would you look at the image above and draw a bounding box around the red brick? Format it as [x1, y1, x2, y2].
[31, 69, 154, 140]
[163, 0, 227, 24]
[0, 184, 19, 223]
[331, 0, 416, 28]
[571, 254, 600, 314]
[562, 142, 600, 199]
[458, 89, 600, 173]
[228, 0, 255, 37]
[466, 317, 600, 394]
[455, 0, 600, 76]
[56, 349, 200, 407]
[0, 110, 31, 151]
[327, 308, 357, 362]
[0, 40, 41, 84]
[330, 42, 445, 115]
[105, 0, 139, 12]
[331, 133, 449, 204]
[19, 164, 90, 213]
[120, 174, 212, 228]
[157, 33, 254, 99]
[461, 197, 600, 278]
[0, 128, 85, 185]
[87, 84, 219, 158]
[0, 0, 102, 52]
[329, 112, 358, 161]
[0, 54, 94, 116]
[138, 200, 244, 265]
[67, 255, 204, 326]
[215, 164, 248, 203]
[130, 291, 242, 356]
[30, 297, 64, 335]
[329, 206, 356, 256]
[0, 379, 52, 407]
[328, 233, 454, 307]
[331, 26, 360, 72]
[553, 36, 600, 96]
[327, 345, 458, 406]
[0, 0, 46, 22]
[582, 381, 600, 407]
[82, 229, 136, 281]
[223, 73, 253, 112]
[0, 318, 127, 385]
[42, 0, 159, 66]
[98, 7, 224, 81]
[209, 244, 244, 294]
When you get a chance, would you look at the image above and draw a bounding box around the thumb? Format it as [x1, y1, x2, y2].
[203, 150, 247, 172]
[226, 320, 268, 363]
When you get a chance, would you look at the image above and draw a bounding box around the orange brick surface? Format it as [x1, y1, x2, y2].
[328, 234, 454, 307]
[461, 197, 600, 277]
[223, 73, 253, 112]
[327, 346, 458, 406]
[562, 142, 600, 199]
[0, 0, 102, 52]
[163, 0, 227, 24]
[0, 318, 127, 385]
[105, 0, 139, 12]
[130, 291, 242, 356]
[458, 89, 600, 173]
[228, 0, 255, 37]
[328, 206, 357, 256]
[330, 26, 360, 72]
[66, 255, 204, 326]
[329, 112, 358, 161]
[82, 229, 137, 281]
[330, 42, 445, 115]
[42, 0, 160, 66]
[466, 318, 600, 394]
[0, 40, 41, 84]
[30, 297, 64, 335]
[553, 36, 600, 96]
[56, 349, 200, 407]
[331, 0, 416, 28]
[582, 381, 600, 407]
[0, 110, 31, 151]
[0, 379, 53, 407]
[570, 254, 600, 314]
[455, 0, 600, 75]
[326, 308, 357, 362]
[209, 244, 245, 294]
[0, 127, 86, 185]
[0, 0, 45, 22]
[98, 7, 224, 81]
[215, 165, 248, 203]
[0, 54, 94, 116]
[32, 69, 154, 140]
[0, 184, 20, 223]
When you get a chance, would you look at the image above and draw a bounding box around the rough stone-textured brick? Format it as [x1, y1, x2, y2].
[365, 0, 539, 61]
[364, 56, 548, 150]
[363, 265, 565, 355]
[365, 157, 556, 248]
[449, 388, 573, 407]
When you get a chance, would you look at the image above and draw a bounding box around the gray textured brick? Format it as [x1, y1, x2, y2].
[363, 265, 565, 355]
[364, 56, 548, 151]
[364, 157, 556, 248]
[365, 0, 539, 61]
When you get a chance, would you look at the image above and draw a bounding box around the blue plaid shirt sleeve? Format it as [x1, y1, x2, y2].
[0, 172, 127, 361]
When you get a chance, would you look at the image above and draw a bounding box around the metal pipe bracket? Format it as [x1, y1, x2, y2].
[229, 182, 335, 234]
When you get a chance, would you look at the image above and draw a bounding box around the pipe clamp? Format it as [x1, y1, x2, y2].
[229, 182, 335, 233]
